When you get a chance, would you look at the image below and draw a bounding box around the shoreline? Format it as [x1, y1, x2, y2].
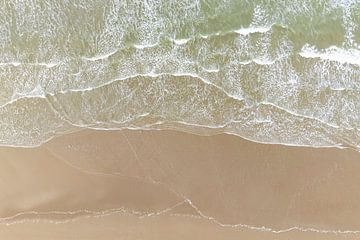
[0, 129, 359, 239]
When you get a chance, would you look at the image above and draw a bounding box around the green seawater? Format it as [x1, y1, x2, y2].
[0, 0, 359, 148]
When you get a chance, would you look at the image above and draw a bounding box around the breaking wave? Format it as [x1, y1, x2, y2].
[0, 0, 359, 149]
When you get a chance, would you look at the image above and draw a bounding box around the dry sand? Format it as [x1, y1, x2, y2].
[0, 129, 360, 239]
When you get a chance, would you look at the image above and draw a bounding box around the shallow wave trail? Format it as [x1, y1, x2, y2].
[0, 0, 359, 148]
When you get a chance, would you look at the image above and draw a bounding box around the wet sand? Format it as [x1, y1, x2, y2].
[1, 129, 360, 239]
[1, 213, 360, 240]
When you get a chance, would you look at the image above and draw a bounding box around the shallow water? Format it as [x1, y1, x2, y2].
[0, 0, 359, 148]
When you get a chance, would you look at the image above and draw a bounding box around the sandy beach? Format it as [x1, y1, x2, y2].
[1, 1, 359, 239]
[0, 129, 360, 239]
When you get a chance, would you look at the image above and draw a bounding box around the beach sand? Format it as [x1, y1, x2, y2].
[0, 129, 360, 239]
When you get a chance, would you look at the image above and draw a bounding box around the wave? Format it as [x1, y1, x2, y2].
[234, 26, 272, 35]
[0, 0, 359, 148]
[300, 44, 360, 65]
[0, 74, 359, 151]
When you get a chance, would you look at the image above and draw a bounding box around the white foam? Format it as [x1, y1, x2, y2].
[29, 84, 46, 98]
[11, 84, 46, 101]
[82, 49, 118, 61]
[237, 58, 277, 65]
[133, 43, 158, 49]
[234, 26, 272, 35]
[299, 44, 360, 65]
[0, 62, 60, 68]
[37, 62, 59, 68]
[0, 62, 21, 67]
[173, 38, 190, 45]
[202, 68, 219, 73]
[253, 58, 276, 65]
